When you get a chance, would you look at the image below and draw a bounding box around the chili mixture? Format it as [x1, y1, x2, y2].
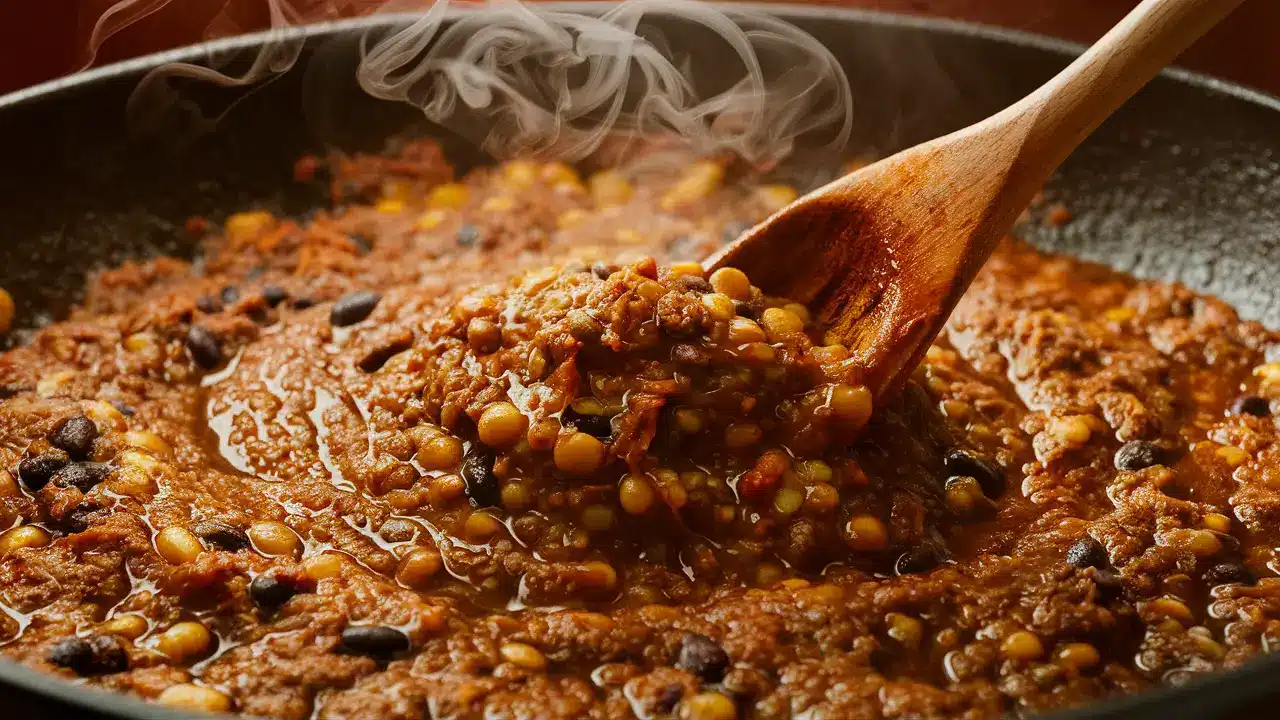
[1, 141, 1279, 719]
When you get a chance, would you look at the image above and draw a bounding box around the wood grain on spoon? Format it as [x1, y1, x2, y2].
[707, 0, 1246, 402]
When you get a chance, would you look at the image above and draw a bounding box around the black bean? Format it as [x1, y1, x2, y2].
[47, 635, 127, 675]
[53, 463, 113, 493]
[460, 447, 500, 508]
[1092, 568, 1125, 601]
[1114, 440, 1165, 471]
[262, 285, 288, 307]
[1231, 395, 1271, 417]
[87, 635, 128, 674]
[291, 296, 316, 310]
[655, 684, 684, 714]
[110, 400, 135, 417]
[1204, 562, 1255, 586]
[49, 416, 99, 460]
[943, 449, 1005, 498]
[330, 290, 381, 327]
[895, 547, 942, 575]
[455, 224, 480, 247]
[349, 233, 373, 255]
[18, 452, 69, 491]
[677, 633, 729, 682]
[340, 625, 410, 656]
[591, 261, 617, 280]
[220, 286, 240, 304]
[60, 502, 101, 534]
[192, 520, 250, 551]
[562, 407, 613, 440]
[250, 575, 298, 613]
[195, 295, 223, 314]
[722, 220, 752, 245]
[671, 344, 711, 367]
[358, 334, 415, 374]
[47, 637, 94, 673]
[185, 325, 223, 370]
[732, 300, 758, 321]
[1066, 537, 1109, 569]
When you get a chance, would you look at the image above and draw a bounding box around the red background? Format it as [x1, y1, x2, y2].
[1, 1, 1277, 95]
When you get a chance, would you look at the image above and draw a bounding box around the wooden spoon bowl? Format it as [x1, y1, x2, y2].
[707, 0, 1246, 401]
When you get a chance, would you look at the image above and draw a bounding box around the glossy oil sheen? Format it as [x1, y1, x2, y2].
[0, 5, 1277, 720]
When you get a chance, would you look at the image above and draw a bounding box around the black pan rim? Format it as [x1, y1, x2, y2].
[2, 2, 1277, 112]
[1, 4, 1278, 718]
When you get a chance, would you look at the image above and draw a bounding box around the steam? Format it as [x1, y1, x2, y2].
[118, 0, 852, 166]
[357, 0, 851, 163]
[123, 0, 311, 135]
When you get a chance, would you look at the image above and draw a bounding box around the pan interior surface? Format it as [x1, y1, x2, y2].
[0, 6, 1278, 720]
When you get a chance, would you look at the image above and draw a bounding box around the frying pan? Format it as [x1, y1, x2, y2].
[1, 4, 1278, 718]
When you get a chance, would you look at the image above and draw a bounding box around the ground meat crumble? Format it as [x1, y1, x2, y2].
[1, 142, 1279, 718]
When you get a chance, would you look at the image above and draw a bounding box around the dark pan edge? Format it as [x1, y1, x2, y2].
[2, 3, 1277, 113]
[1, 5, 1278, 719]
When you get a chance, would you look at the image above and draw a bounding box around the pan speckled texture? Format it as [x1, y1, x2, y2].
[0, 5, 1278, 719]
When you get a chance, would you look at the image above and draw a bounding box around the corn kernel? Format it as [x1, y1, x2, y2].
[0, 525, 51, 554]
[681, 692, 737, 720]
[1046, 416, 1093, 446]
[101, 614, 149, 640]
[588, 170, 633, 208]
[156, 527, 204, 565]
[844, 515, 888, 550]
[1057, 642, 1101, 670]
[660, 160, 724, 212]
[709, 267, 751, 300]
[502, 160, 538, 187]
[481, 195, 515, 213]
[125, 430, 173, 458]
[1103, 306, 1137, 323]
[427, 182, 470, 210]
[669, 262, 704, 277]
[414, 210, 449, 231]
[556, 209, 588, 229]
[396, 548, 443, 589]
[755, 184, 798, 211]
[619, 475, 655, 515]
[225, 211, 273, 243]
[701, 293, 737, 322]
[1215, 444, 1250, 468]
[1202, 512, 1232, 533]
[1147, 597, 1194, 624]
[156, 621, 212, 661]
[886, 613, 924, 649]
[500, 641, 548, 670]
[156, 684, 232, 712]
[0, 286, 12, 334]
[247, 521, 301, 558]
[1001, 630, 1045, 661]
[303, 552, 345, 580]
[375, 198, 406, 215]
[1254, 363, 1280, 382]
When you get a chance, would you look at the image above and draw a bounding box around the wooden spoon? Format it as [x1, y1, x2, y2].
[706, 0, 1245, 401]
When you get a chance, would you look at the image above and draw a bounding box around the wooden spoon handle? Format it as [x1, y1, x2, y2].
[994, 0, 1247, 192]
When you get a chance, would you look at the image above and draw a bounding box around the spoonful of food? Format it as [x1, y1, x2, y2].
[707, 0, 1245, 401]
